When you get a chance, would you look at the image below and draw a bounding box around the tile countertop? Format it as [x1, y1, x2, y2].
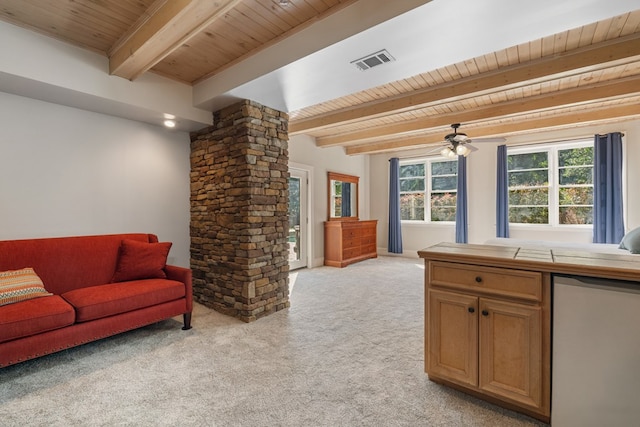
[418, 242, 640, 284]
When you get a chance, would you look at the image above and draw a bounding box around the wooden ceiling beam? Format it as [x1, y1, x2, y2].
[344, 103, 640, 155]
[109, 0, 242, 80]
[290, 33, 640, 135]
[316, 75, 640, 146]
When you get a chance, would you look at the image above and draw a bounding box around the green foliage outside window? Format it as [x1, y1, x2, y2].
[558, 146, 593, 224]
[399, 159, 457, 221]
[289, 177, 300, 228]
[399, 163, 426, 221]
[507, 144, 593, 225]
[430, 160, 457, 222]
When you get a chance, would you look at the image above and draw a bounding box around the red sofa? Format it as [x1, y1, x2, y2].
[0, 233, 192, 368]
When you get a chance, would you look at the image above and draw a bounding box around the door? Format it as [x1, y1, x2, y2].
[479, 298, 542, 410]
[288, 167, 308, 270]
[427, 289, 478, 387]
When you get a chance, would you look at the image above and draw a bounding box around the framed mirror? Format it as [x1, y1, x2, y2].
[328, 172, 359, 221]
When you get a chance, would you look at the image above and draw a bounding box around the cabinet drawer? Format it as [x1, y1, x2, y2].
[342, 228, 359, 238]
[361, 243, 377, 255]
[343, 247, 361, 259]
[343, 236, 360, 249]
[430, 262, 542, 302]
[361, 226, 376, 237]
[361, 235, 376, 245]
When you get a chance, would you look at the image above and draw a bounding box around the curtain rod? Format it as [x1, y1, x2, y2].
[508, 132, 625, 148]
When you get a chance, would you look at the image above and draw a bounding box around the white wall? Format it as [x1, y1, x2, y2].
[289, 134, 369, 266]
[0, 20, 211, 132]
[370, 118, 640, 257]
[0, 92, 191, 267]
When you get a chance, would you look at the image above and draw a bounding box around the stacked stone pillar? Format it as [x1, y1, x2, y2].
[190, 100, 290, 322]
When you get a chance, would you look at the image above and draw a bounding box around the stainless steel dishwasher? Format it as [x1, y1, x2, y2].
[552, 275, 640, 426]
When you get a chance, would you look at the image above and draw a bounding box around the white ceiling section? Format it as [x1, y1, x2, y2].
[196, 0, 640, 113]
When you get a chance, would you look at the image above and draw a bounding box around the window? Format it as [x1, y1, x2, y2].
[507, 141, 593, 226]
[399, 158, 457, 222]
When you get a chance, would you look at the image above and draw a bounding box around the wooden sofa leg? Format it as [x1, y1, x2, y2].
[182, 312, 192, 330]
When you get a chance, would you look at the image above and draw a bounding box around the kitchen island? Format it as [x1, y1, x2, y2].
[418, 242, 640, 424]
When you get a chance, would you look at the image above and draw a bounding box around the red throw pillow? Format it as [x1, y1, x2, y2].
[111, 239, 172, 283]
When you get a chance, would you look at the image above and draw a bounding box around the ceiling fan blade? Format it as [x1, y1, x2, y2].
[465, 143, 479, 152]
[469, 137, 507, 143]
[426, 145, 447, 155]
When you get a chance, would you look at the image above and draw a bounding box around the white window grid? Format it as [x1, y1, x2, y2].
[399, 157, 457, 223]
[507, 140, 593, 227]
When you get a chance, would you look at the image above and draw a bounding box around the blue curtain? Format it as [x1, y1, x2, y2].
[455, 155, 468, 243]
[341, 182, 351, 217]
[496, 145, 510, 237]
[388, 158, 403, 253]
[593, 132, 624, 243]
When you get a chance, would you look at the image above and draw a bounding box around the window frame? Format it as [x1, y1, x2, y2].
[399, 156, 458, 224]
[507, 140, 594, 228]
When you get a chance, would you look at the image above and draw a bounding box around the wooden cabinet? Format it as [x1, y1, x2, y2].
[425, 261, 550, 422]
[324, 220, 377, 267]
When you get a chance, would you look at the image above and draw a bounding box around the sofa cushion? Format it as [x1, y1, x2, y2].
[0, 267, 53, 306]
[61, 279, 185, 322]
[0, 295, 75, 343]
[111, 239, 172, 283]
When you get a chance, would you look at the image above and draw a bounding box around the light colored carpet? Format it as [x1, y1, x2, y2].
[0, 257, 547, 426]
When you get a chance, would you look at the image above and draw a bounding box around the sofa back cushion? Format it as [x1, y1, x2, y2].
[0, 233, 158, 295]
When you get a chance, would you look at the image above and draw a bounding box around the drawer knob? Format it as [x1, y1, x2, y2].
[475, 276, 483, 283]
[468, 307, 475, 313]
[481, 310, 489, 316]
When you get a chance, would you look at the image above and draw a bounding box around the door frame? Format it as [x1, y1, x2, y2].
[289, 162, 313, 270]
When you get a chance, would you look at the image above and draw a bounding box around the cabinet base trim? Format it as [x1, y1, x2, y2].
[427, 374, 550, 424]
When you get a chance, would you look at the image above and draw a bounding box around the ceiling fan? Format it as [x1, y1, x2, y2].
[432, 123, 506, 158]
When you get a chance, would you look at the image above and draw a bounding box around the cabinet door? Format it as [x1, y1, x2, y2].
[427, 289, 478, 387]
[479, 298, 542, 410]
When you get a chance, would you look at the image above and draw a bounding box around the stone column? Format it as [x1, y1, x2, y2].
[190, 100, 290, 322]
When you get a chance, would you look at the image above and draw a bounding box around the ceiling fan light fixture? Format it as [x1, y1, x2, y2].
[456, 144, 471, 156]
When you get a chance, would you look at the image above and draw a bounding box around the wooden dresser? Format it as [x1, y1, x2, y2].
[324, 220, 377, 267]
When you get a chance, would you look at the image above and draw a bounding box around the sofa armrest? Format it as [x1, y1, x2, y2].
[164, 265, 193, 312]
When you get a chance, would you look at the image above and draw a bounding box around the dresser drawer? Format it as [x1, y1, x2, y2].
[342, 228, 359, 238]
[361, 243, 376, 255]
[361, 235, 376, 245]
[429, 261, 542, 302]
[343, 247, 361, 260]
[343, 236, 360, 249]
[361, 226, 376, 237]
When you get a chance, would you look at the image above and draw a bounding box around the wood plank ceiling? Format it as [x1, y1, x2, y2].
[1, 1, 639, 155]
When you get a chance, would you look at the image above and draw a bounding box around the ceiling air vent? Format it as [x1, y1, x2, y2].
[351, 49, 395, 71]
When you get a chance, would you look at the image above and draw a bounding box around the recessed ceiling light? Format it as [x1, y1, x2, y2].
[164, 120, 176, 128]
[164, 113, 176, 120]
[278, 0, 290, 6]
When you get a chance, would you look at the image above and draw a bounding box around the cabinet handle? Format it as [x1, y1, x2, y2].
[468, 307, 475, 313]
[481, 310, 489, 316]
[475, 276, 482, 283]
